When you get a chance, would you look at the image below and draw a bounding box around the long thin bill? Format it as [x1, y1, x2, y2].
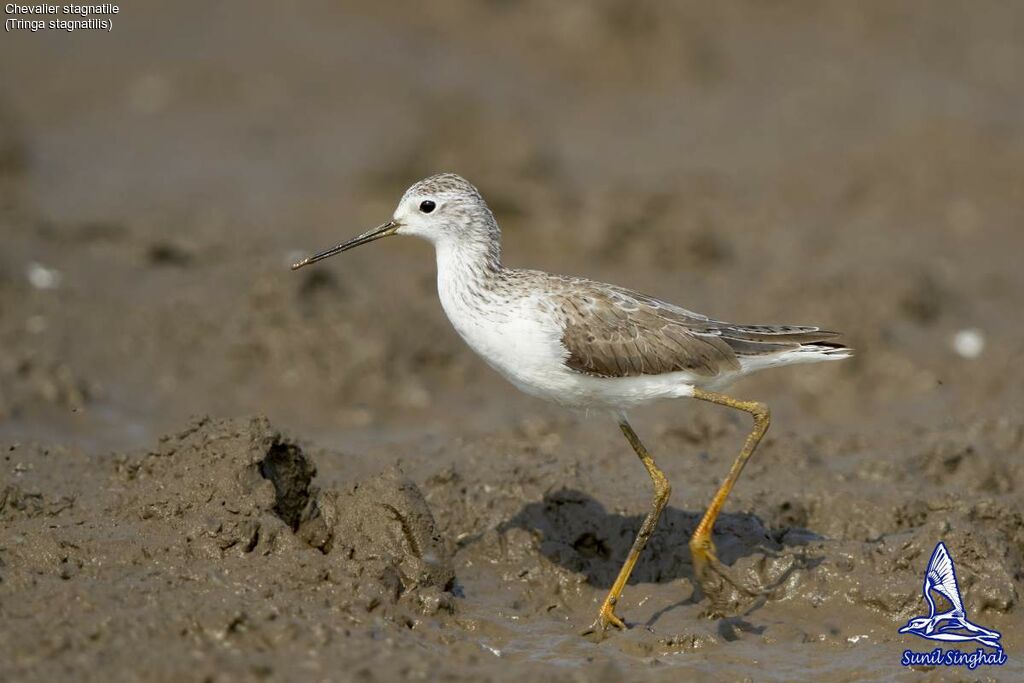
[291, 221, 398, 270]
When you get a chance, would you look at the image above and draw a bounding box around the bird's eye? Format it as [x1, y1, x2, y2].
[419, 200, 436, 214]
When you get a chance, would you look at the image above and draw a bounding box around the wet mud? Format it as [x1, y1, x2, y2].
[2, 1, 1024, 680]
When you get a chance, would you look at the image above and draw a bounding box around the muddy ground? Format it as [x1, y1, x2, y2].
[1, 2, 1023, 681]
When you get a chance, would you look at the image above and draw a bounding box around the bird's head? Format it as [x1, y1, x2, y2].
[291, 173, 498, 270]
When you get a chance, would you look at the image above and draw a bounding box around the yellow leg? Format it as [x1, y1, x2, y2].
[689, 388, 771, 609]
[583, 418, 672, 638]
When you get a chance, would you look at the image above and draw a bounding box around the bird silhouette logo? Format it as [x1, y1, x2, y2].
[899, 542, 1002, 650]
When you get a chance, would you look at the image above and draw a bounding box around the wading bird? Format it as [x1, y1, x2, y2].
[292, 174, 851, 635]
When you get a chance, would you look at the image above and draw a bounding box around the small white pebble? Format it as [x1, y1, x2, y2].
[26, 262, 61, 290]
[847, 634, 870, 644]
[952, 328, 985, 359]
[481, 643, 501, 657]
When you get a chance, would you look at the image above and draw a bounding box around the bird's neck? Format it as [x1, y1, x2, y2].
[435, 234, 504, 289]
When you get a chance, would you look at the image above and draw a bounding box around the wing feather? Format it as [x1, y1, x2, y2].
[555, 280, 738, 378]
[550, 276, 843, 379]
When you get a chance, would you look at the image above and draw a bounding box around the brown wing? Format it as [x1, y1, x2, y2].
[553, 279, 840, 379]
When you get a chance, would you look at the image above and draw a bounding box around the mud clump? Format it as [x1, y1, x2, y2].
[114, 417, 451, 581]
[303, 469, 454, 592]
[121, 416, 296, 556]
[128, 416, 454, 598]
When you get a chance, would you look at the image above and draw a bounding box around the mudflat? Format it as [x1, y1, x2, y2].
[1, 2, 1022, 680]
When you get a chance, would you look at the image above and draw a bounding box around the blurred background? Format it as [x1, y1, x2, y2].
[1, 0, 1022, 450]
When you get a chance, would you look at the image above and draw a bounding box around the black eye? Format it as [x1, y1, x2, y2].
[419, 200, 436, 214]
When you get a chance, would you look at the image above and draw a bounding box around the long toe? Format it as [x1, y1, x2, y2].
[581, 607, 627, 640]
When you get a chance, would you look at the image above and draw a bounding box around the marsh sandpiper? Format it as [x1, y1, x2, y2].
[292, 173, 852, 636]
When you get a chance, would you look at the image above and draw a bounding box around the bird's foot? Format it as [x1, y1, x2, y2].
[690, 535, 768, 617]
[581, 600, 627, 641]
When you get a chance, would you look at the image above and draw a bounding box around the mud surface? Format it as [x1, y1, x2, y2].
[2, 2, 1023, 681]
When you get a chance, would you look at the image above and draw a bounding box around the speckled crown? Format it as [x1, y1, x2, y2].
[402, 173, 483, 201]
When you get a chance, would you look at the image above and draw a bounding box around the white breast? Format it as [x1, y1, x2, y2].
[437, 268, 568, 402]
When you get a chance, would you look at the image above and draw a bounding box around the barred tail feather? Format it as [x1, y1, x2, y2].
[736, 341, 853, 374]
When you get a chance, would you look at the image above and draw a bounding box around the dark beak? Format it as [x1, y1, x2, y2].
[290, 221, 398, 270]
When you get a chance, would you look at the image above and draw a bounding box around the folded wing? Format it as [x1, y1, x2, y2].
[554, 280, 841, 379]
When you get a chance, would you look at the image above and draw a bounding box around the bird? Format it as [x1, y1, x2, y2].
[291, 173, 852, 636]
[899, 542, 1003, 650]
